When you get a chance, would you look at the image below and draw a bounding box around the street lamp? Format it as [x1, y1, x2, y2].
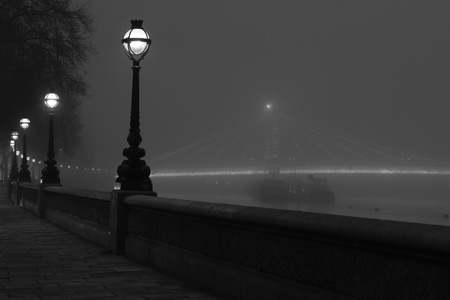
[9, 132, 19, 181]
[9, 134, 19, 181]
[41, 93, 60, 184]
[116, 20, 155, 193]
[18, 118, 31, 182]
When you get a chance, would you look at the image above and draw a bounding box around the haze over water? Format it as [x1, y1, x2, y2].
[57, 1, 450, 227]
[60, 168, 450, 227]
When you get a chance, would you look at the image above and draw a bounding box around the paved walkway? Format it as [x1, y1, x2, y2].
[0, 187, 225, 300]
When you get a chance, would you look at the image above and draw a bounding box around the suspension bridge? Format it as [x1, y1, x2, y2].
[147, 104, 450, 178]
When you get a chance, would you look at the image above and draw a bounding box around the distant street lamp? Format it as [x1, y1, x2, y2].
[116, 20, 155, 193]
[18, 118, 31, 182]
[41, 93, 60, 184]
[9, 134, 18, 181]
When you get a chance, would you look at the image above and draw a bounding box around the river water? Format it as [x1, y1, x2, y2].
[157, 173, 450, 226]
[62, 170, 450, 226]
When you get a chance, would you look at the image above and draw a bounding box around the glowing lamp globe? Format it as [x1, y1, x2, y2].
[44, 93, 60, 110]
[122, 20, 151, 62]
[11, 132, 19, 141]
[10, 140, 14, 148]
[20, 118, 30, 130]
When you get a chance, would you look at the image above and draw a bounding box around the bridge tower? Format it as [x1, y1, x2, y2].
[264, 104, 280, 178]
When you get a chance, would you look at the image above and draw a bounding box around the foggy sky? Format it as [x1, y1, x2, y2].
[76, 1, 450, 169]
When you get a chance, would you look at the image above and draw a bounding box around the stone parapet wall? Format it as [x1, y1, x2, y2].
[20, 183, 38, 214]
[124, 195, 450, 300]
[19, 185, 111, 248]
[44, 187, 111, 227]
[13, 185, 450, 300]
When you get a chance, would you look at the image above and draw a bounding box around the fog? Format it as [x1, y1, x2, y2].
[63, 1, 450, 226]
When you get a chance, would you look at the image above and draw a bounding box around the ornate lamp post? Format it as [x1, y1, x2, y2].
[9, 132, 19, 181]
[41, 93, 60, 184]
[116, 20, 155, 193]
[18, 118, 31, 182]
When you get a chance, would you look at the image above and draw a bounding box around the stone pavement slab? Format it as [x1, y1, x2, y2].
[0, 187, 225, 300]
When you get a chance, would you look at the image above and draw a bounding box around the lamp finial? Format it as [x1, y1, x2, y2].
[130, 20, 143, 29]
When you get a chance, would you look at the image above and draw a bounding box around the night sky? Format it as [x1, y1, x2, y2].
[77, 1, 450, 170]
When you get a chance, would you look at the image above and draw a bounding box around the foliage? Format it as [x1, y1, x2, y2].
[0, 0, 95, 160]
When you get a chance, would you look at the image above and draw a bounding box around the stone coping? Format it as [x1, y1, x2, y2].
[18, 182, 38, 189]
[44, 186, 111, 201]
[125, 195, 450, 256]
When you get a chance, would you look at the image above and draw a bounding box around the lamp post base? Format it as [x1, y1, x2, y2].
[19, 169, 32, 183]
[116, 158, 156, 193]
[41, 163, 60, 184]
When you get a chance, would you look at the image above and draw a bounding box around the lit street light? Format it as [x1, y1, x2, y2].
[116, 20, 156, 193]
[41, 93, 60, 184]
[9, 132, 19, 181]
[18, 118, 31, 182]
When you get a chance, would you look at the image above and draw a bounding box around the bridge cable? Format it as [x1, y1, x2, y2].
[280, 114, 348, 168]
[283, 114, 393, 172]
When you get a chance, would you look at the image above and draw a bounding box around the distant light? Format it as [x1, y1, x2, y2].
[266, 104, 271, 109]
[44, 93, 60, 110]
[19, 118, 30, 130]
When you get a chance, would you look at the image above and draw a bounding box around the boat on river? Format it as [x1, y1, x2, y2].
[297, 174, 335, 203]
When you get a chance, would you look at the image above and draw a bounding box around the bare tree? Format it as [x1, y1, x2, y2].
[0, 0, 95, 162]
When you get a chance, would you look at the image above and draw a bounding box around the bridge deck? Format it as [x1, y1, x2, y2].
[0, 186, 224, 300]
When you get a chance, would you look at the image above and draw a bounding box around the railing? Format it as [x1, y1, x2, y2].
[10, 181, 450, 300]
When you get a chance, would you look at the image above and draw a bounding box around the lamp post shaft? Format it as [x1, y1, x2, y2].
[116, 62, 154, 192]
[128, 62, 142, 146]
[18, 131, 31, 182]
[48, 113, 55, 160]
[41, 112, 60, 184]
